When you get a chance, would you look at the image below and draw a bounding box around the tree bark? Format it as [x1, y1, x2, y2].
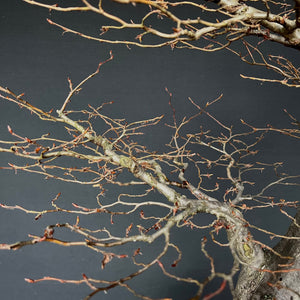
[236, 208, 300, 299]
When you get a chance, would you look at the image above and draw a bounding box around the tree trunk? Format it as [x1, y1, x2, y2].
[236, 208, 300, 299]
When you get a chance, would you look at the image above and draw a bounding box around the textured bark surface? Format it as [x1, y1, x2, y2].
[234, 208, 300, 299]
[251, 208, 300, 300]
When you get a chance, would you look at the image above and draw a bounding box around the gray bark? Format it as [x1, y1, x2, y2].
[236, 208, 300, 300]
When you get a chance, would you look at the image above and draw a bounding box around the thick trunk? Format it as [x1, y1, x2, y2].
[236, 209, 300, 299]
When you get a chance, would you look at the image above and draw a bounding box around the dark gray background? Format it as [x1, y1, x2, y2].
[0, 1, 299, 299]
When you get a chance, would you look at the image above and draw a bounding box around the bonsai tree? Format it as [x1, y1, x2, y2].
[0, 1, 299, 299]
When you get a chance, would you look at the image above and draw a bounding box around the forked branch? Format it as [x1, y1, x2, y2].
[1, 56, 299, 299]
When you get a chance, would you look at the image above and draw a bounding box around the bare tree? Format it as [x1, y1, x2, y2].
[23, 0, 300, 87]
[0, 1, 300, 300]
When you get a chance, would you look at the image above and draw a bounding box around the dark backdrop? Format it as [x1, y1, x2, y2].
[0, 1, 300, 299]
